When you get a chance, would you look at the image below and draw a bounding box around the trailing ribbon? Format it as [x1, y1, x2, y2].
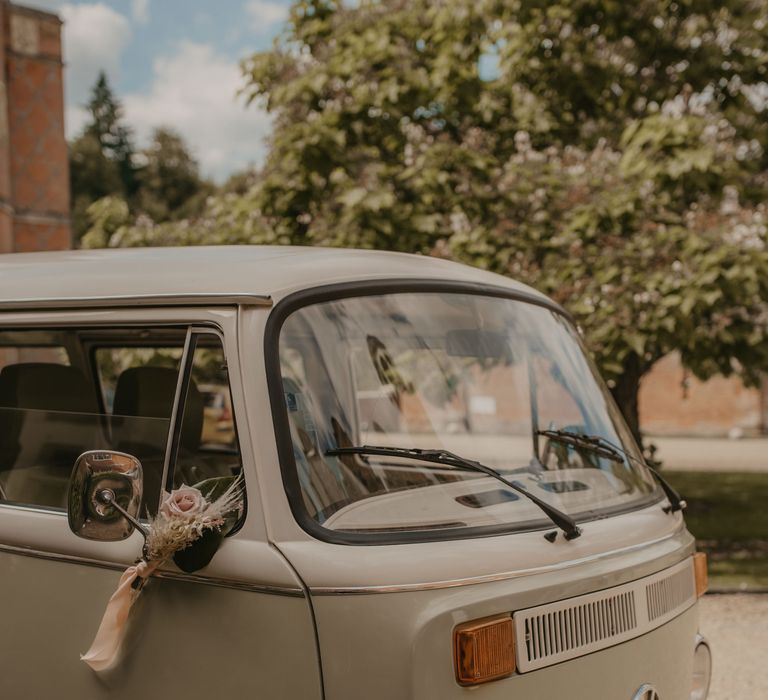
[81, 559, 158, 672]
[80, 478, 242, 671]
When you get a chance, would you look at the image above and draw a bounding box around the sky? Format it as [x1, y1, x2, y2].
[27, 0, 294, 181]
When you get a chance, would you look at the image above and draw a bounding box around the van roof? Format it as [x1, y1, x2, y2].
[0, 246, 548, 307]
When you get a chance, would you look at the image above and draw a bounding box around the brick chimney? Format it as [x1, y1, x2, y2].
[0, 1, 70, 253]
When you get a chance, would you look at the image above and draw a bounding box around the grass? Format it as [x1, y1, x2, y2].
[664, 470, 768, 590]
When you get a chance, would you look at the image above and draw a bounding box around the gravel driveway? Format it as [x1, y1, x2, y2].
[699, 594, 768, 699]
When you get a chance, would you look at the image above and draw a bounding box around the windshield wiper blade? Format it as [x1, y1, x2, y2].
[537, 429, 624, 462]
[326, 445, 582, 541]
[537, 429, 686, 514]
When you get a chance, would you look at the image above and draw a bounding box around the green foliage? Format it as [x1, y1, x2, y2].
[136, 128, 213, 222]
[91, 0, 768, 440]
[69, 133, 124, 240]
[79, 196, 131, 249]
[80, 189, 274, 249]
[69, 73, 137, 240]
[492, 0, 768, 150]
[666, 470, 768, 588]
[84, 72, 139, 199]
[71, 75, 212, 241]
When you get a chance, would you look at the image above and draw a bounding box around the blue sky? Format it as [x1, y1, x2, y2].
[27, 0, 294, 180]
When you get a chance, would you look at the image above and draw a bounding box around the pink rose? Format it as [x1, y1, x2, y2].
[160, 485, 207, 519]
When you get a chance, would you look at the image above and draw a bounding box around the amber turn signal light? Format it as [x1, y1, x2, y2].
[453, 614, 515, 686]
[694, 552, 708, 597]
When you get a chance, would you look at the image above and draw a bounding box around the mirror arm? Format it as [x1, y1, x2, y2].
[97, 489, 149, 551]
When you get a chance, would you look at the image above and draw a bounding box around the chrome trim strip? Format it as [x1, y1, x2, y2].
[0, 501, 65, 516]
[161, 327, 194, 494]
[0, 542, 304, 597]
[0, 293, 273, 312]
[153, 570, 305, 597]
[309, 526, 689, 595]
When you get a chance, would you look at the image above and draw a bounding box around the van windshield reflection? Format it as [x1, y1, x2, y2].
[278, 292, 658, 537]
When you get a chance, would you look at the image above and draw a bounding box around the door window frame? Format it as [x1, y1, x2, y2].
[0, 305, 264, 584]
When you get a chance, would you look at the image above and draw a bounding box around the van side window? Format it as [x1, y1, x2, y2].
[172, 334, 242, 491]
[0, 328, 188, 513]
[0, 328, 242, 517]
[0, 332, 88, 509]
[95, 347, 183, 414]
[93, 343, 184, 514]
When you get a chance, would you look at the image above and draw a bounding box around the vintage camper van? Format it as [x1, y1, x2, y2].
[0, 247, 710, 699]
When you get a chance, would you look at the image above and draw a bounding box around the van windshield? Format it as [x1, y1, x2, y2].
[276, 291, 659, 540]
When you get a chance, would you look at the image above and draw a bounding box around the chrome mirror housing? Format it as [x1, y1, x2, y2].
[68, 450, 143, 541]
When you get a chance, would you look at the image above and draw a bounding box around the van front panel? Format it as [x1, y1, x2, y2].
[306, 544, 698, 699]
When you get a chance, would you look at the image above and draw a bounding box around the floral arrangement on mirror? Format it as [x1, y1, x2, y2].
[81, 475, 243, 672]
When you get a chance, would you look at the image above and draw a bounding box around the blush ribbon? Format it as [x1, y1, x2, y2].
[81, 559, 158, 672]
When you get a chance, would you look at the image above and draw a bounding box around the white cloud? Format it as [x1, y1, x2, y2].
[65, 104, 89, 138]
[132, 0, 150, 24]
[60, 2, 131, 131]
[244, 0, 288, 34]
[122, 42, 272, 182]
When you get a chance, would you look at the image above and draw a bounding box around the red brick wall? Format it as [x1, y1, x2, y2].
[639, 352, 764, 436]
[0, 1, 69, 252]
[391, 352, 766, 439]
[13, 217, 69, 251]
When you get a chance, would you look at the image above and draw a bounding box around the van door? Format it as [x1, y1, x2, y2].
[0, 314, 321, 699]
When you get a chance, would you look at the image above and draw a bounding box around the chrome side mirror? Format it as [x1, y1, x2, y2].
[68, 450, 144, 541]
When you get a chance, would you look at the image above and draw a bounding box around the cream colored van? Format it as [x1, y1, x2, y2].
[0, 247, 710, 699]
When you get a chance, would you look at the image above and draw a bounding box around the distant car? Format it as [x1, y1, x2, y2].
[0, 246, 710, 699]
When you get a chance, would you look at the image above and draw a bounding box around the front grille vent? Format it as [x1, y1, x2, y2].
[524, 590, 636, 663]
[514, 558, 696, 672]
[646, 566, 695, 621]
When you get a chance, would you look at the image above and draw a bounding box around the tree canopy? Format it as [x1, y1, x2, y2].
[71, 74, 212, 240]
[135, 127, 213, 222]
[82, 0, 768, 442]
[85, 72, 138, 197]
[69, 73, 133, 239]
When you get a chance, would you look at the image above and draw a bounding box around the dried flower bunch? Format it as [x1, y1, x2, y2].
[147, 477, 243, 563]
[81, 475, 243, 671]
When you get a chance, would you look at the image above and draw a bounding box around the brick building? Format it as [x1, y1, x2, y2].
[0, 1, 69, 254]
[640, 353, 768, 437]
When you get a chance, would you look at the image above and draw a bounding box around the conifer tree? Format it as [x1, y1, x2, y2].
[84, 71, 138, 198]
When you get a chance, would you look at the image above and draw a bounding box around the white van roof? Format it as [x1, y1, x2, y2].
[0, 246, 549, 307]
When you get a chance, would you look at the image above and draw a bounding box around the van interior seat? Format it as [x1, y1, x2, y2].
[111, 366, 203, 512]
[0, 362, 103, 507]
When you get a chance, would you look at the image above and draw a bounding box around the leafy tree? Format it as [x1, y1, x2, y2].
[80, 191, 270, 249]
[72, 83, 212, 239]
[91, 0, 768, 443]
[79, 196, 132, 250]
[69, 133, 124, 240]
[237, 0, 768, 443]
[136, 128, 213, 222]
[220, 167, 261, 196]
[69, 73, 138, 239]
[85, 72, 139, 198]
